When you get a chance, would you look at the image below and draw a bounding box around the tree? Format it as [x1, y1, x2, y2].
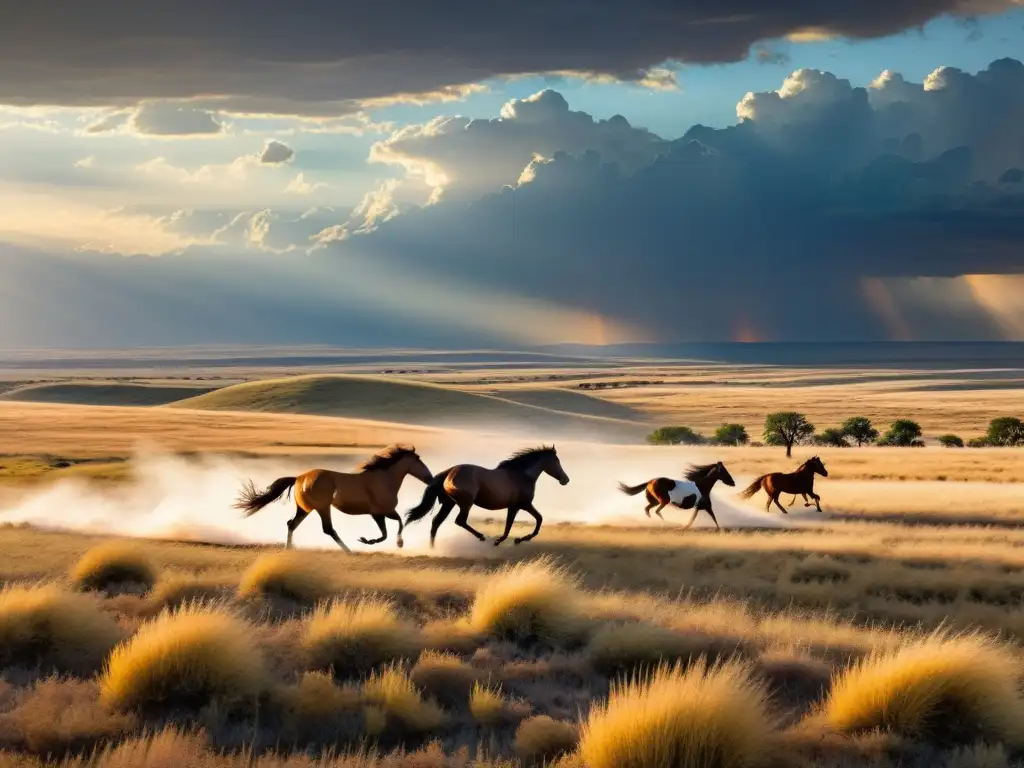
[713, 423, 749, 446]
[985, 417, 1024, 447]
[841, 416, 879, 447]
[879, 419, 924, 447]
[763, 412, 815, 457]
[646, 426, 705, 446]
[815, 428, 850, 448]
[938, 434, 964, 448]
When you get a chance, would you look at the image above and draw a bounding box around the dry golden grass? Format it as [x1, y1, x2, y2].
[514, 715, 579, 766]
[362, 666, 444, 734]
[410, 651, 483, 708]
[579, 658, 775, 768]
[586, 621, 749, 678]
[821, 631, 1024, 746]
[100, 604, 265, 712]
[238, 551, 337, 605]
[420, 618, 485, 655]
[148, 575, 228, 612]
[69, 541, 157, 593]
[0, 584, 122, 674]
[469, 558, 589, 646]
[469, 682, 507, 726]
[303, 597, 421, 678]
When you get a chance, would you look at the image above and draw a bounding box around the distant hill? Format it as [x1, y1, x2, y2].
[0, 383, 216, 407]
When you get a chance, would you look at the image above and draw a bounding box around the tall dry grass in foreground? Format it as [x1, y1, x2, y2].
[303, 597, 421, 678]
[100, 604, 265, 711]
[70, 541, 157, 594]
[579, 658, 775, 768]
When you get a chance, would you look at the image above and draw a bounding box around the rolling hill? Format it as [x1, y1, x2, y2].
[0, 382, 216, 407]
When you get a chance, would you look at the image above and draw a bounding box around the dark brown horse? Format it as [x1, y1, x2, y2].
[738, 456, 828, 514]
[404, 445, 569, 548]
[618, 462, 736, 530]
[234, 445, 433, 551]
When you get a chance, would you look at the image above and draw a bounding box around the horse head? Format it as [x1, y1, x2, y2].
[809, 456, 829, 477]
[714, 460, 736, 487]
[543, 445, 570, 486]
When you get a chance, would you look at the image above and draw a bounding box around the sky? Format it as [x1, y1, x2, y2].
[1, 2, 1023, 349]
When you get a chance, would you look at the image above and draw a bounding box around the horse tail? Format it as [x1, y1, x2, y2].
[617, 481, 649, 497]
[234, 476, 297, 517]
[405, 471, 448, 524]
[738, 475, 768, 500]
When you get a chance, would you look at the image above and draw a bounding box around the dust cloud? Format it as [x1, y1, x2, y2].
[0, 435, 794, 557]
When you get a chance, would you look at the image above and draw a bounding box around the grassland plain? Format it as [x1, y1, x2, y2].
[0, 362, 1023, 767]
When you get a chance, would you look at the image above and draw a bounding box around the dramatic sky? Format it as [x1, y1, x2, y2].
[2, 1, 1024, 348]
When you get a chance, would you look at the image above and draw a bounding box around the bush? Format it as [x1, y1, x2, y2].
[70, 542, 157, 594]
[100, 604, 265, 712]
[362, 665, 444, 733]
[879, 419, 924, 447]
[938, 434, 965, 448]
[579, 659, 775, 768]
[985, 416, 1024, 447]
[469, 681, 508, 726]
[646, 426, 704, 446]
[587, 621, 748, 678]
[411, 650, 483, 708]
[814, 428, 850, 448]
[968, 437, 992, 448]
[515, 715, 579, 766]
[712, 424, 749, 446]
[841, 416, 879, 447]
[0, 584, 122, 674]
[303, 597, 420, 678]
[763, 412, 814, 458]
[238, 551, 336, 605]
[821, 631, 1024, 746]
[469, 557, 589, 646]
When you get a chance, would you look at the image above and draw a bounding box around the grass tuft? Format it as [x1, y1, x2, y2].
[362, 665, 445, 734]
[238, 551, 336, 605]
[514, 715, 579, 766]
[70, 541, 157, 594]
[410, 650, 483, 708]
[821, 630, 1024, 746]
[148, 576, 227, 612]
[469, 681, 507, 727]
[303, 597, 421, 678]
[469, 557, 588, 646]
[100, 603, 265, 712]
[0, 583, 122, 674]
[587, 621, 748, 678]
[579, 658, 775, 768]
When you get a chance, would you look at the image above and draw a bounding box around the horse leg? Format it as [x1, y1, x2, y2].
[680, 507, 700, 530]
[358, 515, 389, 546]
[429, 499, 455, 549]
[514, 503, 543, 544]
[771, 494, 788, 514]
[317, 508, 351, 553]
[653, 501, 668, 520]
[644, 490, 656, 517]
[286, 506, 309, 549]
[704, 503, 722, 531]
[494, 507, 519, 547]
[454, 503, 486, 542]
[386, 510, 405, 548]
[810, 492, 823, 512]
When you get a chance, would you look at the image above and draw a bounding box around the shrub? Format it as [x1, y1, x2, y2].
[938, 434, 965, 448]
[100, 604, 265, 712]
[469, 557, 588, 646]
[814, 428, 850, 448]
[968, 437, 992, 448]
[587, 621, 748, 678]
[362, 665, 444, 733]
[712, 424, 749, 446]
[0, 584, 122, 674]
[821, 631, 1024, 746]
[469, 681, 507, 726]
[985, 416, 1024, 447]
[70, 542, 157, 594]
[841, 416, 879, 447]
[646, 426, 704, 446]
[879, 419, 924, 447]
[411, 650, 483, 708]
[763, 412, 814, 458]
[238, 551, 336, 605]
[579, 659, 775, 768]
[303, 597, 420, 678]
[515, 715, 579, 766]
[148, 576, 226, 612]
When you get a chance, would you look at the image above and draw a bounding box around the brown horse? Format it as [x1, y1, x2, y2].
[234, 445, 433, 551]
[404, 445, 569, 548]
[738, 456, 828, 514]
[618, 462, 736, 530]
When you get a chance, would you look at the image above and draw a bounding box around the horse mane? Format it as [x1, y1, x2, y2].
[684, 463, 718, 482]
[795, 456, 819, 472]
[357, 444, 418, 472]
[497, 445, 557, 471]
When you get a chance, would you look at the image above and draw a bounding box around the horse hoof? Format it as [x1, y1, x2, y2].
[396, 538, 404, 549]
[493, 540, 501, 547]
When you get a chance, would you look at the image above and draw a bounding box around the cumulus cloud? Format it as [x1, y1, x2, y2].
[0, 1, 1019, 115]
[259, 140, 294, 164]
[86, 101, 224, 136]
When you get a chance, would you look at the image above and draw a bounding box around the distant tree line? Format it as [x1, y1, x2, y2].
[646, 414, 1024, 453]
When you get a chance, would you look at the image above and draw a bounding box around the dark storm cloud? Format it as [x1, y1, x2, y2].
[1, 0, 1019, 113]
[259, 141, 295, 164]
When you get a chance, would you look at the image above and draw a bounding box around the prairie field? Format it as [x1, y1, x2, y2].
[0, 352, 1023, 767]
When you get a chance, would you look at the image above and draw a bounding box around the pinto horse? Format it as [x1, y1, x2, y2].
[404, 445, 569, 548]
[738, 456, 828, 514]
[618, 462, 736, 530]
[234, 445, 433, 551]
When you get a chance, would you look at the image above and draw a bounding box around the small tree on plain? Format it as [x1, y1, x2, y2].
[815, 428, 850, 448]
[841, 416, 879, 447]
[938, 434, 964, 448]
[713, 423, 749, 446]
[646, 426, 705, 446]
[763, 412, 815, 458]
[879, 419, 924, 447]
[985, 417, 1024, 447]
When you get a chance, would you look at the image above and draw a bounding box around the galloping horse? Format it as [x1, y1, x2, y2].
[404, 445, 569, 548]
[234, 445, 433, 551]
[738, 456, 828, 514]
[618, 462, 736, 530]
